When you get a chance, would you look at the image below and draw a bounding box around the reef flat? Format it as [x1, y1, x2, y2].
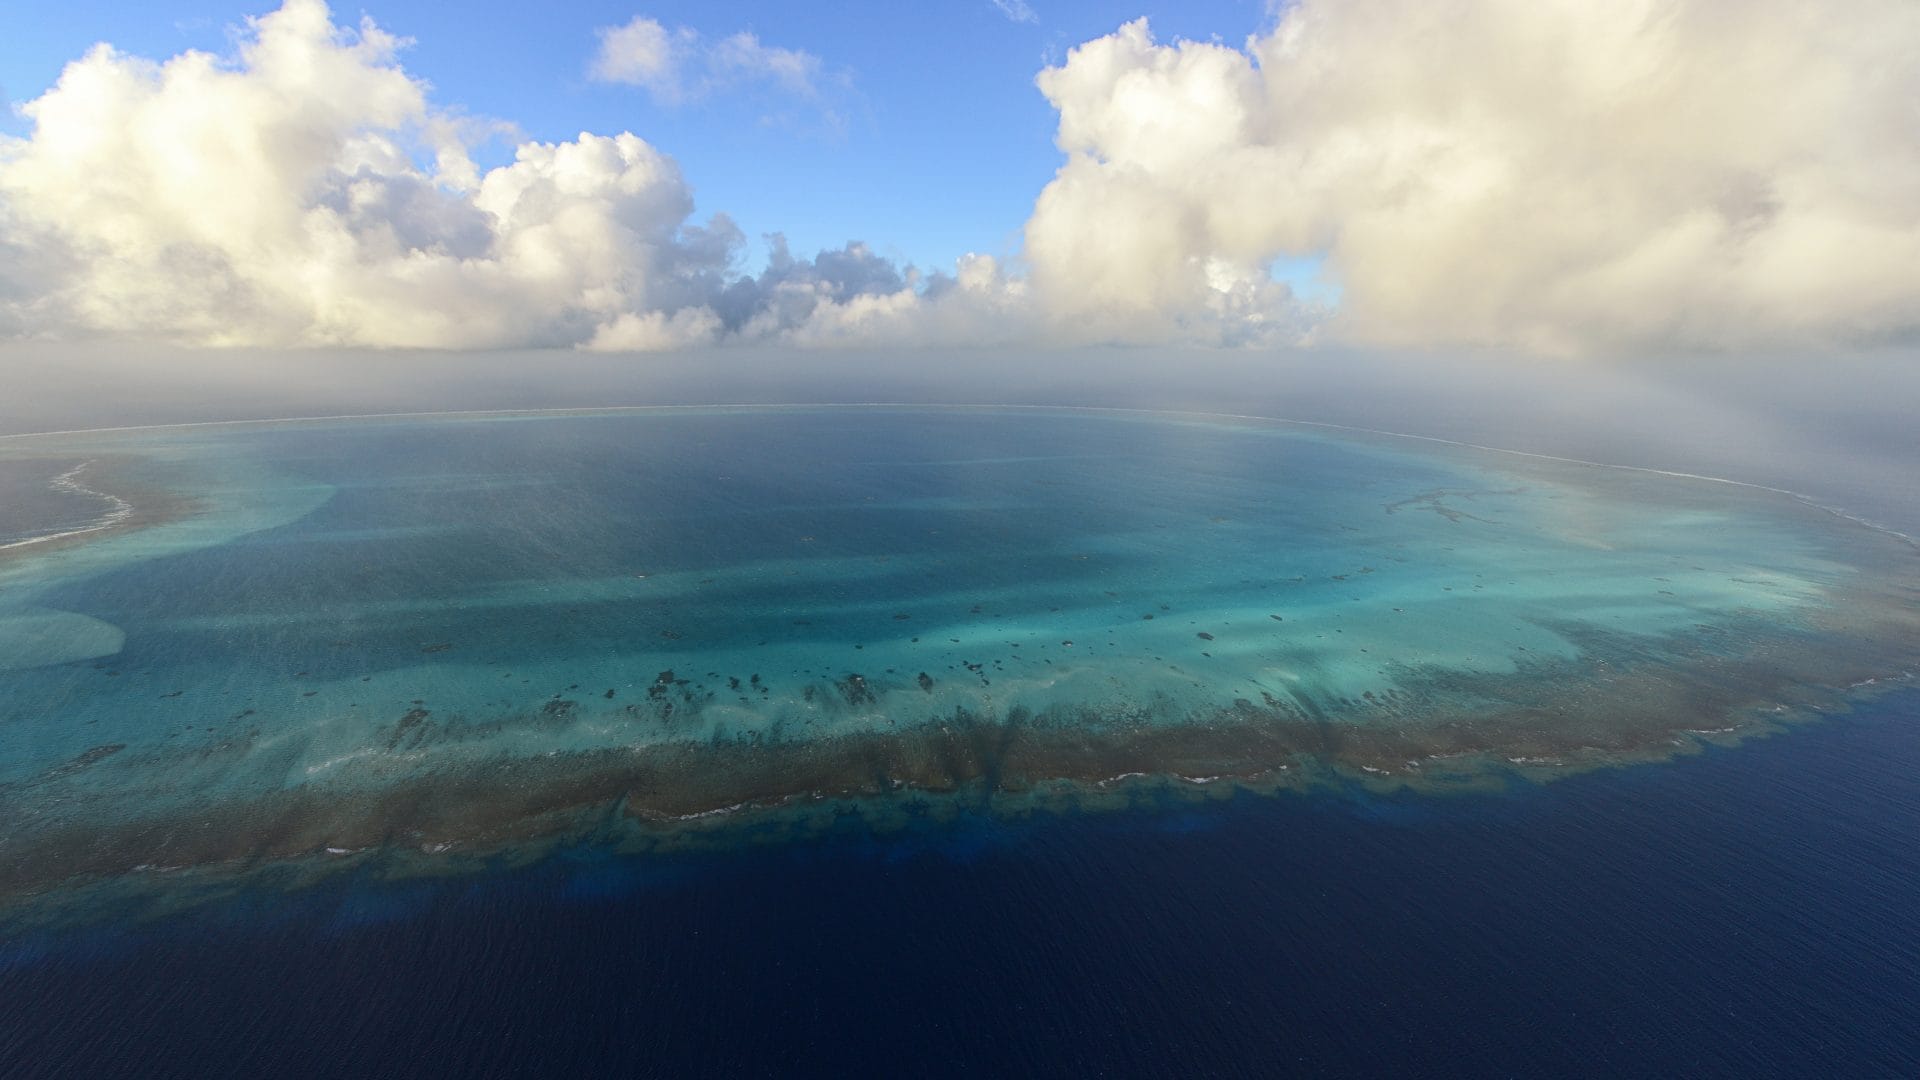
[0, 453, 200, 563]
[1, 406, 1915, 921]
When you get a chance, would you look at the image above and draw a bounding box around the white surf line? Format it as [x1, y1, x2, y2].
[0, 460, 137, 552]
[2, 401, 1911, 547]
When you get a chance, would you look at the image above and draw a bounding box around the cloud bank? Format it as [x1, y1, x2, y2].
[0, 1, 980, 349]
[1031, 3, 1920, 352]
[1, 0, 1915, 353]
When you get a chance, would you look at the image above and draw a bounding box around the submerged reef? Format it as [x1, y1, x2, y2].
[0, 407, 1915, 924]
[0, 454, 200, 564]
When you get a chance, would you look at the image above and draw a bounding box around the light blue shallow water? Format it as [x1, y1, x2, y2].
[0, 407, 1914, 905]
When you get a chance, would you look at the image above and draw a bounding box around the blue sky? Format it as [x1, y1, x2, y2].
[1, 0, 1278, 274]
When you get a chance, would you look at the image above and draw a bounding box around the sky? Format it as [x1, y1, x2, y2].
[2, 0, 1279, 273]
[0, 0, 1916, 353]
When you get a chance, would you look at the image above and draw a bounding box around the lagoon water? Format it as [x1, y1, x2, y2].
[2, 405, 1917, 1076]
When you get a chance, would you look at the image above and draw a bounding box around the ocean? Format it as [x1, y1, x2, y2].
[1, 403, 1916, 1077]
[3, 698, 1918, 1077]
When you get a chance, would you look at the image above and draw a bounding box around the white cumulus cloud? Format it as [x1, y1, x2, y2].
[1026, 2, 1920, 353]
[0, 0, 984, 349]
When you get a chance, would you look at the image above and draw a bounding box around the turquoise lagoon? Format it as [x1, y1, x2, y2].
[1, 406, 1915, 913]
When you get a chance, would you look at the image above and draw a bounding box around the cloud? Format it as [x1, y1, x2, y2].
[991, 0, 1038, 26]
[588, 17, 692, 102]
[716, 242, 1033, 349]
[708, 32, 826, 101]
[591, 16, 835, 111]
[579, 238, 1034, 350]
[0, 0, 975, 349]
[5, 0, 1915, 355]
[1026, 3, 1920, 353]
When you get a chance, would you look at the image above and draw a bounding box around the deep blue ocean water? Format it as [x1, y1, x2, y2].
[2, 690, 1918, 1077]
